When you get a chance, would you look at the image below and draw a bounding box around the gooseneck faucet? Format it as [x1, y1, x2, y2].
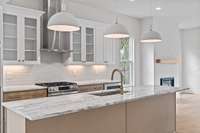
[111, 69, 124, 95]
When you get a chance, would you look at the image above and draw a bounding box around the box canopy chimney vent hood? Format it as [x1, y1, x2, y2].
[42, 0, 72, 53]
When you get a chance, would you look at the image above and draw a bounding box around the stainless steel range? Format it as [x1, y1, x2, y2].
[35, 82, 79, 97]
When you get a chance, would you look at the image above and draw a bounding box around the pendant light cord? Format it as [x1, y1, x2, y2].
[61, 0, 69, 12]
[151, 0, 154, 30]
[115, 16, 118, 24]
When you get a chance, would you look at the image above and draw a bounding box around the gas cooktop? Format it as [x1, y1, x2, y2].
[35, 82, 79, 97]
[35, 82, 76, 87]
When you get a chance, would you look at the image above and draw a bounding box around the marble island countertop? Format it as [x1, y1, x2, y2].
[3, 86, 186, 121]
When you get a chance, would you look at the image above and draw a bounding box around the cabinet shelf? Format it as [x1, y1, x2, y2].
[25, 38, 36, 41]
[86, 34, 94, 37]
[86, 53, 94, 55]
[73, 51, 81, 54]
[25, 25, 36, 29]
[73, 41, 81, 44]
[3, 22, 17, 26]
[4, 36, 17, 39]
[86, 43, 94, 46]
[4, 48, 17, 51]
[25, 50, 36, 52]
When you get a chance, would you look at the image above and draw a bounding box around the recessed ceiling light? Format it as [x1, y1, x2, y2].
[155, 7, 162, 11]
[129, 0, 136, 2]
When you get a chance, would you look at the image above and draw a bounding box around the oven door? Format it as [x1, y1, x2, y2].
[104, 82, 121, 90]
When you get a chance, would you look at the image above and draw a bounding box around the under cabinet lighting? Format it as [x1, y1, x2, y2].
[4, 65, 27, 74]
[92, 65, 106, 74]
[155, 7, 162, 11]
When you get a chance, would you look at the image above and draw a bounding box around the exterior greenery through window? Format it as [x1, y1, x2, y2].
[120, 38, 134, 85]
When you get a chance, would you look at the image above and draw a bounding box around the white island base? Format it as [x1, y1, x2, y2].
[5, 93, 176, 133]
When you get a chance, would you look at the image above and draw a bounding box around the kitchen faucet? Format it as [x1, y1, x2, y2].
[111, 69, 124, 95]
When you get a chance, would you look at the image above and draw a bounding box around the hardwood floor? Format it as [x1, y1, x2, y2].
[176, 92, 200, 133]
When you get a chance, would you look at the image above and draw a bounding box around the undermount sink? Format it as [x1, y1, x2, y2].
[92, 90, 129, 96]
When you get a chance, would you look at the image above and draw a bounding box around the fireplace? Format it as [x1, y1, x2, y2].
[160, 77, 175, 87]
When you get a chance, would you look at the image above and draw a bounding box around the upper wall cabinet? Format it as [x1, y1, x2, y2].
[66, 19, 117, 65]
[95, 27, 118, 65]
[68, 19, 96, 65]
[0, 4, 44, 65]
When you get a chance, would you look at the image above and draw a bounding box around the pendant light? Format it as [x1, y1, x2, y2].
[140, 25, 162, 43]
[104, 17, 130, 39]
[140, 0, 162, 43]
[47, 0, 80, 32]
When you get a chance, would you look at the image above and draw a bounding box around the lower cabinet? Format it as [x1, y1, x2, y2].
[26, 104, 126, 133]
[5, 93, 176, 133]
[78, 84, 103, 93]
[3, 89, 48, 102]
[126, 93, 176, 133]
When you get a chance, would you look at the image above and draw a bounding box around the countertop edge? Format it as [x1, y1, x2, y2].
[3, 87, 186, 121]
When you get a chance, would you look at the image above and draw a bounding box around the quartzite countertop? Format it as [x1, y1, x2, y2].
[3, 86, 185, 121]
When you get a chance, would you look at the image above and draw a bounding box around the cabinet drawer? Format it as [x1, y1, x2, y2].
[79, 84, 103, 93]
[3, 89, 47, 102]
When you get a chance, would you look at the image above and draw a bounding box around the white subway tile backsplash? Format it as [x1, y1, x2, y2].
[4, 63, 119, 86]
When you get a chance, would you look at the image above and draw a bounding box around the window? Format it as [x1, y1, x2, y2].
[120, 38, 134, 86]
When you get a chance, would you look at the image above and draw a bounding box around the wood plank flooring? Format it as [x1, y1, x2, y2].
[176, 92, 200, 133]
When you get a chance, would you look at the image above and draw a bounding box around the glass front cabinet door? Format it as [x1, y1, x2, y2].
[69, 24, 95, 64]
[1, 5, 44, 64]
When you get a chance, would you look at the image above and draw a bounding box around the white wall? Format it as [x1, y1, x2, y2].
[3, 0, 141, 86]
[182, 27, 200, 90]
[154, 16, 182, 87]
[140, 16, 182, 87]
[140, 18, 154, 85]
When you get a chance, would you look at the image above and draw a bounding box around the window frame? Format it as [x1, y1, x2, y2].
[119, 37, 135, 86]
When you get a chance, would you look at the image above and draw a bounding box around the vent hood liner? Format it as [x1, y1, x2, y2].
[43, 0, 71, 53]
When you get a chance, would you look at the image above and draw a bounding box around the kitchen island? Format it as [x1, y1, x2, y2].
[3, 86, 185, 133]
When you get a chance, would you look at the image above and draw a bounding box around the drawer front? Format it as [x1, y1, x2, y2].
[79, 84, 103, 93]
[3, 89, 48, 102]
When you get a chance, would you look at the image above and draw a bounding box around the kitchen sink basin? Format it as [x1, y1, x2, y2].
[92, 90, 129, 96]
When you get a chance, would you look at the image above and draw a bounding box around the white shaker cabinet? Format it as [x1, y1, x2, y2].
[103, 38, 117, 65]
[67, 19, 117, 65]
[1, 4, 44, 65]
[95, 27, 117, 65]
[68, 20, 96, 65]
[95, 27, 104, 64]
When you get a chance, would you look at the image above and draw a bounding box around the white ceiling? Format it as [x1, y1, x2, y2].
[71, 0, 200, 18]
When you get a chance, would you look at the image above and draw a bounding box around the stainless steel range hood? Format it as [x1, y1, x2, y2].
[42, 0, 71, 53]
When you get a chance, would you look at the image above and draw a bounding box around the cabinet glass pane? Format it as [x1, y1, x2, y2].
[24, 18, 37, 61]
[3, 50, 17, 61]
[25, 51, 37, 61]
[72, 28, 81, 62]
[86, 27, 94, 62]
[3, 14, 17, 61]
[73, 54, 81, 62]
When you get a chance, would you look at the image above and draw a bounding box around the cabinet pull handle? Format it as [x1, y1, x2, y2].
[22, 60, 25, 62]
[18, 60, 21, 62]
